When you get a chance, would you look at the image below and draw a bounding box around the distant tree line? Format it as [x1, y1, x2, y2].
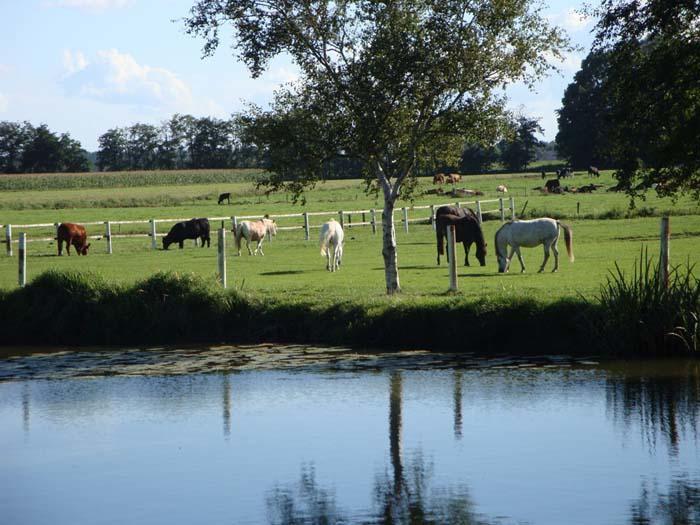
[0, 121, 89, 173]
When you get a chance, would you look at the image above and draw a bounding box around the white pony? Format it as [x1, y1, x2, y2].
[234, 217, 277, 256]
[494, 218, 574, 273]
[319, 219, 344, 272]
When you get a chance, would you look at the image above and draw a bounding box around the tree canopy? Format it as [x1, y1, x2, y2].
[589, 0, 700, 200]
[499, 116, 543, 172]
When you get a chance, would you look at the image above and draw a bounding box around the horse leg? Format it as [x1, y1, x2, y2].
[551, 239, 560, 272]
[247, 238, 253, 256]
[464, 241, 470, 266]
[513, 246, 526, 272]
[539, 244, 550, 273]
[257, 239, 265, 256]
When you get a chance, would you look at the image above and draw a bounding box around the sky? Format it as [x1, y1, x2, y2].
[0, 0, 595, 151]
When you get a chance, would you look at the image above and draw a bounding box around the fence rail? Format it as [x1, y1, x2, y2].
[2, 197, 515, 254]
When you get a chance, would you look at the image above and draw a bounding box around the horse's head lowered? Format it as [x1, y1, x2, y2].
[262, 217, 277, 237]
[495, 224, 509, 272]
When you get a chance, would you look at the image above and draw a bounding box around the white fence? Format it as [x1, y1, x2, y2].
[2, 197, 515, 255]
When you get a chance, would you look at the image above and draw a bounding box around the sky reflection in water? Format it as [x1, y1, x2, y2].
[0, 356, 698, 525]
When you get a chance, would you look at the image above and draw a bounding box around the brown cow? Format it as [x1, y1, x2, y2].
[433, 173, 446, 184]
[57, 223, 90, 256]
[445, 173, 462, 184]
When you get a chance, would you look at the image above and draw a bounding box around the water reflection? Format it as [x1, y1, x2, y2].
[222, 373, 231, 438]
[606, 361, 700, 455]
[629, 478, 700, 524]
[453, 371, 463, 440]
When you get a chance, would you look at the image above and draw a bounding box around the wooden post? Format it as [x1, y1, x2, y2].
[348, 213, 352, 229]
[509, 196, 515, 220]
[5, 224, 12, 257]
[105, 221, 113, 254]
[303, 212, 310, 241]
[430, 205, 436, 231]
[370, 209, 376, 234]
[149, 219, 157, 249]
[475, 201, 483, 224]
[499, 198, 505, 221]
[18, 233, 26, 287]
[577, 202, 580, 217]
[338, 211, 344, 229]
[362, 212, 366, 225]
[54, 223, 60, 241]
[455, 201, 461, 209]
[447, 225, 458, 292]
[218, 228, 227, 289]
[231, 216, 238, 234]
[402, 207, 409, 233]
[660, 216, 670, 290]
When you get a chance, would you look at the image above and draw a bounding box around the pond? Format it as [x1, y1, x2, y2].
[1, 346, 698, 525]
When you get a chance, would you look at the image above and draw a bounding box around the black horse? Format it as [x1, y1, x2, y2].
[435, 205, 487, 266]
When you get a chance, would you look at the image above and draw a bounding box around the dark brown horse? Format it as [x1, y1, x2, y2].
[435, 206, 487, 266]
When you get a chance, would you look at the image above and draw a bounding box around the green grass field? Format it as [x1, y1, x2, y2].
[1, 168, 698, 303]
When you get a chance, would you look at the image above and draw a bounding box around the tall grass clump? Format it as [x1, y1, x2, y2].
[596, 250, 699, 355]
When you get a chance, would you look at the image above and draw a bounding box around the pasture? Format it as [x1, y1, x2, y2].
[1, 168, 699, 305]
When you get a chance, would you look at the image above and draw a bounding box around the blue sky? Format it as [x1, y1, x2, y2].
[0, 0, 594, 151]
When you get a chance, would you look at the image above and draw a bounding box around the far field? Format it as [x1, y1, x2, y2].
[1, 168, 698, 303]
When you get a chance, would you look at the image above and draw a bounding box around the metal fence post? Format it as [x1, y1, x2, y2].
[510, 196, 515, 220]
[303, 212, 310, 241]
[218, 228, 227, 289]
[402, 207, 409, 233]
[430, 205, 436, 231]
[447, 225, 457, 292]
[370, 209, 376, 234]
[149, 219, 157, 249]
[499, 198, 505, 222]
[231, 216, 238, 234]
[18, 233, 26, 287]
[5, 224, 12, 257]
[105, 221, 113, 254]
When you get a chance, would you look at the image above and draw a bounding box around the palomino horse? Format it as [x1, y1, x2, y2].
[435, 206, 487, 266]
[234, 218, 277, 256]
[494, 218, 574, 273]
[319, 219, 344, 272]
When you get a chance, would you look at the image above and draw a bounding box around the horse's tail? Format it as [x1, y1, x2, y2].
[558, 221, 575, 262]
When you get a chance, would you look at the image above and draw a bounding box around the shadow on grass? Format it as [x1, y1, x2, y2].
[260, 270, 306, 276]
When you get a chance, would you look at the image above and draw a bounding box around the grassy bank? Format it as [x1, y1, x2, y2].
[0, 267, 696, 356]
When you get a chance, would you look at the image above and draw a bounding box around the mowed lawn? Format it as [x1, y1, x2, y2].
[0, 169, 698, 302]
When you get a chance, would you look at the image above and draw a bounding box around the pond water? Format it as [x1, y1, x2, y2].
[0, 346, 698, 525]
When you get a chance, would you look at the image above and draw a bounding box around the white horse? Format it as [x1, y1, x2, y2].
[234, 218, 277, 256]
[319, 219, 344, 272]
[494, 218, 574, 273]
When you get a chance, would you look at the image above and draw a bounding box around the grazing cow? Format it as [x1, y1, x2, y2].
[545, 179, 561, 193]
[433, 173, 446, 184]
[497, 184, 508, 193]
[319, 219, 344, 272]
[57, 222, 90, 256]
[218, 192, 231, 205]
[587, 166, 600, 178]
[234, 218, 277, 256]
[162, 218, 211, 250]
[557, 167, 573, 179]
[445, 173, 462, 184]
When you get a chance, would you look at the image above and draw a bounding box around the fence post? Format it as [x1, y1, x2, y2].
[370, 209, 376, 234]
[476, 201, 483, 224]
[303, 212, 310, 241]
[509, 196, 515, 220]
[660, 216, 670, 290]
[430, 205, 436, 231]
[105, 221, 113, 254]
[499, 198, 505, 222]
[5, 224, 12, 257]
[54, 223, 60, 241]
[338, 210, 344, 229]
[18, 233, 26, 287]
[149, 219, 157, 249]
[231, 216, 238, 234]
[447, 225, 458, 292]
[402, 207, 409, 233]
[218, 228, 227, 289]
[455, 201, 461, 209]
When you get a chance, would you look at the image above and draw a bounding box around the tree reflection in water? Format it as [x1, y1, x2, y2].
[266, 371, 502, 525]
[605, 361, 700, 455]
[628, 478, 700, 525]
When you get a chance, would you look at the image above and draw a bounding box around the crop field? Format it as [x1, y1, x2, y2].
[1, 168, 699, 303]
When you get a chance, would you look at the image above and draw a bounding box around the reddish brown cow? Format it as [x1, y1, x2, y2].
[57, 223, 90, 256]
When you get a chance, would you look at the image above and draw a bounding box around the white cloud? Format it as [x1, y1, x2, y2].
[0, 93, 8, 112]
[47, 0, 133, 9]
[549, 8, 592, 33]
[62, 49, 192, 108]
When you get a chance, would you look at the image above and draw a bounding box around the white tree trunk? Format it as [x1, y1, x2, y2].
[382, 195, 401, 294]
